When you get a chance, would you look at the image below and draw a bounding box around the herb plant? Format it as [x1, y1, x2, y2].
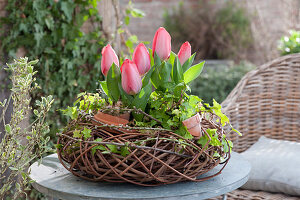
[0, 58, 53, 199]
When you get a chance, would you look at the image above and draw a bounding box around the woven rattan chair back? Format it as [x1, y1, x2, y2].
[221, 54, 300, 153]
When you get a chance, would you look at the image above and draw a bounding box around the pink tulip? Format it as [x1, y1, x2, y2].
[133, 43, 151, 76]
[178, 41, 191, 65]
[152, 27, 171, 60]
[101, 44, 119, 76]
[121, 59, 142, 95]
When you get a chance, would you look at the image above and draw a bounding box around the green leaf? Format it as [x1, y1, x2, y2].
[232, 127, 242, 136]
[168, 51, 176, 66]
[182, 53, 196, 72]
[124, 16, 130, 25]
[153, 52, 161, 66]
[131, 83, 152, 121]
[5, 124, 11, 133]
[142, 64, 155, 88]
[82, 127, 92, 140]
[172, 57, 184, 84]
[107, 144, 118, 153]
[9, 167, 18, 171]
[121, 146, 130, 157]
[212, 99, 229, 126]
[160, 62, 172, 84]
[197, 136, 209, 148]
[131, 8, 145, 18]
[91, 138, 106, 155]
[183, 61, 205, 84]
[60, 1, 75, 22]
[73, 129, 82, 138]
[106, 63, 121, 102]
[100, 81, 109, 97]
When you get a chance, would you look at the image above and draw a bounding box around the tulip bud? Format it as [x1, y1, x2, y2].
[178, 41, 191, 65]
[121, 59, 142, 95]
[133, 43, 151, 76]
[101, 44, 119, 76]
[152, 27, 171, 60]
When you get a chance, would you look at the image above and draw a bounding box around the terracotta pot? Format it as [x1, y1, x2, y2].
[182, 113, 202, 137]
[93, 111, 130, 126]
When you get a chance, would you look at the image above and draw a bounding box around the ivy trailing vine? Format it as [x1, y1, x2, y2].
[0, 0, 106, 142]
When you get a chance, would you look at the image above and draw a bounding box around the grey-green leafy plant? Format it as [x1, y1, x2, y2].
[0, 58, 53, 199]
[164, 0, 253, 61]
[278, 30, 300, 55]
[190, 62, 255, 104]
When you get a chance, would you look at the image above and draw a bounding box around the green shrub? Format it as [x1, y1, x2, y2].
[164, 0, 253, 61]
[0, 0, 106, 142]
[190, 62, 255, 104]
[278, 30, 300, 55]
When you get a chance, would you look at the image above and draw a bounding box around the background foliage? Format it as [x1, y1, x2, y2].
[190, 62, 255, 104]
[164, 0, 253, 61]
[278, 30, 300, 55]
[0, 0, 106, 142]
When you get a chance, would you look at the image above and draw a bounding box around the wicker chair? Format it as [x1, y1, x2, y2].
[212, 54, 300, 200]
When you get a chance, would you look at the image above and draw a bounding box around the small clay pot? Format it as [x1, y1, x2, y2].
[93, 111, 130, 126]
[182, 113, 202, 137]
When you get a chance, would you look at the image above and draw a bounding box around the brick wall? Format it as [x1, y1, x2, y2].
[120, 0, 300, 64]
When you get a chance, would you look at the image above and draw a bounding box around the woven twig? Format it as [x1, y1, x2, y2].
[57, 111, 230, 186]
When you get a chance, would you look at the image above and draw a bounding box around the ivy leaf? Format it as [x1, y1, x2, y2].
[106, 63, 121, 102]
[73, 130, 82, 138]
[197, 136, 209, 148]
[182, 53, 196, 72]
[107, 144, 118, 153]
[82, 127, 92, 140]
[121, 146, 130, 157]
[212, 99, 229, 126]
[183, 61, 205, 84]
[60, 1, 75, 22]
[91, 138, 106, 155]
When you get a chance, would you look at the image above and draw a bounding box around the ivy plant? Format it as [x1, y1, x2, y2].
[0, 0, 106, 142]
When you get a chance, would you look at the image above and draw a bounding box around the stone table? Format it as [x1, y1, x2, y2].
[29, 152, 250, 200]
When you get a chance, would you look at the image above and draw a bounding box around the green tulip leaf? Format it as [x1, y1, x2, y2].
[107, 63, 121, 102]
[99, 81, 109, 97]
[148, 48, 154, 66]
[168, 51, 177, 66]
[160, 62, 171, 84]
[154, 52, 161, 65]
[142, 64, 155, 88]
[183, 61, 205, 84]
[182, 53, 196, 72]
[131, 83, 152, 121]
[172, 57, 184, 84]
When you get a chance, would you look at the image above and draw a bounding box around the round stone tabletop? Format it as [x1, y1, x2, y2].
[29, 152, 250, 200]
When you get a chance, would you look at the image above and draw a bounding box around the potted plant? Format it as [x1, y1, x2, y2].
[57, 27, 241, 186]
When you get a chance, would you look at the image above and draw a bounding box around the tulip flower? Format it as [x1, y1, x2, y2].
[178, 41, 191, 65]
[121, 59, 142, 95]
[101, 44, 119, 76]
[133, 43, 151, 76]
[152, 27, 171, 60]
